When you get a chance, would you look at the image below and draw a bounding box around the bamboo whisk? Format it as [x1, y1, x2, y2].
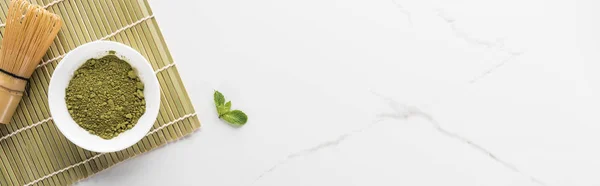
[0, 0, 62, 124]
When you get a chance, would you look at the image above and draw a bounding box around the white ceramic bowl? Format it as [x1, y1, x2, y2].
[48, 41, 160, 153]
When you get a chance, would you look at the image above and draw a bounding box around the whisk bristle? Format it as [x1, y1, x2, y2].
[0, 0, 62, 78]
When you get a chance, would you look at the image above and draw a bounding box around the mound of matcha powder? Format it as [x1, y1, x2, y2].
[65, 55, 146, 139]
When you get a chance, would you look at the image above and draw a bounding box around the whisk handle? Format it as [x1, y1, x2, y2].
[0, 71, 27, 124]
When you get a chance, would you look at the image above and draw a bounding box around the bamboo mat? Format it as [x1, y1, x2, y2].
[0, 0, 201, 185]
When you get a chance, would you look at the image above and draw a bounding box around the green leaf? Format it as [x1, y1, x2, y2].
[221, 110, 248, 126]
[218, 101, 231, 116]
[214, 91, 225, 106]
[214, 90, 248, 126]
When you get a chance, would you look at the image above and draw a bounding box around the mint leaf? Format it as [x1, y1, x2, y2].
[221, 110, 248, 126]
[214, 91, 225, 106]
[214, 90, 248, 126]
[218, 101, 231, 117]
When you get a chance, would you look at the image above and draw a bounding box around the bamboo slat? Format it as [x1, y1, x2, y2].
[0, 0, 201, 185]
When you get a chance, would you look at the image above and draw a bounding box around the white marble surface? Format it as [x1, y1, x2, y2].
[80, 0, 600, 185]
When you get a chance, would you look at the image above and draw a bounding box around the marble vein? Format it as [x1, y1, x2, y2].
[373, 91, 547, 186]
[436, 10, 523, 84]
[252, 134, 349, 183]
[253, 91, 545, 185]
[252, 115, 384, 184]
[469, 51, 522, 84]
[391, 0, 412, 24]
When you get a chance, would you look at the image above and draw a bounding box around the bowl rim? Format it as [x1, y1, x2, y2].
[48, 41, 160, 153]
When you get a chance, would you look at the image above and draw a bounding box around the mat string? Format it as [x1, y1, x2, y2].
[37, 55, 64, 68]
[0, 117, 53, 142]
[22, 112, 197, 186]
[147, 113, 197, 135]
[43, 0, 66, 9]
[155, 63, 177, 74]
[23, 153, 103, 186]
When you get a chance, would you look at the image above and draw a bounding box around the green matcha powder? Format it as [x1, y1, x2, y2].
[66, 54, 146, 139]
